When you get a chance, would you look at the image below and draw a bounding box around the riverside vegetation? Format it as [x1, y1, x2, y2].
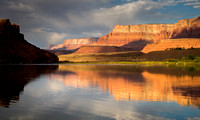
[59, 48, 200, 65]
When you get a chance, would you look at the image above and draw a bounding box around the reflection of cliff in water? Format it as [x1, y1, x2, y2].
[53, 65, 200, 107]
[0, 65, 58, 108]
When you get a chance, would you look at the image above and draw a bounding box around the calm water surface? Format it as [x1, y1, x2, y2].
[0, 64, 200, 120]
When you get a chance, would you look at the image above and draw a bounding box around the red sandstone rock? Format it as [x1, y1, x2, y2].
[93, 17, 200, 48]
[142, 38, 200, 53]
[47, 37, 98, 50]
[141, 17, 200, 53]
[74, 46, 135, 54]
[49, 17, 200, 54]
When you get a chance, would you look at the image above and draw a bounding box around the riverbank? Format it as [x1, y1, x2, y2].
[59, 61, 200, 66]
[59, 49, 200, 65]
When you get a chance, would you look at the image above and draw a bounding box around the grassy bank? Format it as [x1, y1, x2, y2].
[59, 51, 143, 62]
[58, 49, 200, 65]
[60, 61, 200, 65]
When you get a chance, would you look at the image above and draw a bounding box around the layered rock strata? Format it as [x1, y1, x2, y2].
[47, 37, 98, 50]
[49, 17, 200, 54]
[74, 46, 137, 54]
[0, 19, 58, 63]
[93, 17, 200, 50]
[142, 38, 200, 53]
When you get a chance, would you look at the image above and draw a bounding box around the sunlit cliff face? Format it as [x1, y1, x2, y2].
[49, 65, 200, 107]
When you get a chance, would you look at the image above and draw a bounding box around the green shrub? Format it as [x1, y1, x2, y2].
[175, 47, 184, 50]
[168, 59, 178, 62]
[187, 47, 194, 50]
[188, 54, 195, 60]
[194, 57, 200, 62]
[188, 67, 195, 72]
[181, 57, 186, 61]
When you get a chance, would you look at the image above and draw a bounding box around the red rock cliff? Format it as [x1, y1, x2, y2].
[93, 17, 200, 48]
[142, 38, 200, 53]
[47, 37, 98, 50]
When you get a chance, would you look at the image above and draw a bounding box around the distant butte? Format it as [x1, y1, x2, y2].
[47, 37, 99, 50]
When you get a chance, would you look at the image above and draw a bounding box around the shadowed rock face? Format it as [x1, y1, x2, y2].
[74, 46, 137, 54]
[0, 19, 58, 64]
[47, 49, 76, 55]
[73, 40, 151, 54]
[170, 19, 200, 38]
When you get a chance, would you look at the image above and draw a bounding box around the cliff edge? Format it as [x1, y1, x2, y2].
[0, 19, 58, 64]
[93, 17, 200, 49]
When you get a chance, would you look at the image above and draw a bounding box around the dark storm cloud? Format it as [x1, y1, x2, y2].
[0, 0, 114, 47]
[0, 0, 199, 48]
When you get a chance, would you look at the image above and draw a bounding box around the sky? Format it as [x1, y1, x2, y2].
[0, 0, 200, 48]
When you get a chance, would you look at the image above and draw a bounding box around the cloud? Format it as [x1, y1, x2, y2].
[65, 0, 178, 28]
[0, 0, 199, 48]
[193, 5, 200, 8]
[187, 116, 200, 120]
[183, 1, 200, 8]
[8, 2, 33, 11]
[27, 28, 68, 46]
[184, 2, 200, 5]
[81, 32, 103, 37]
[49, 33, 68, 45]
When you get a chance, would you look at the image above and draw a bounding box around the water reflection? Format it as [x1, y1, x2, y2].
[0, 65, 58, 107]
[52, 65, 200, 107]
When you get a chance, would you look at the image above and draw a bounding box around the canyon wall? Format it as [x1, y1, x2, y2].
[73, 46, 139, 54]
[47, 37, 98, 50]
[0, 19, 58, 63]
[93, 17, 200, 51]
[142, 38, 200, 53]
[49, 16, 200, 54]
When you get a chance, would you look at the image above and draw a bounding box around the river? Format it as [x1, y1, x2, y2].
[0, 64, 200, 120]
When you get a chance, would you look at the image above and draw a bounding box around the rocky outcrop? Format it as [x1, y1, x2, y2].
[47, 49, 76, 55]
[93, 17, 200, 50]
[142, 38, 200, 53]
[170, 17, 200, 38]
[47, 37, 98, 50]
[0, 19, 58, 64]
[74, 46, 137, 54]
[49, 17, 200, 54]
